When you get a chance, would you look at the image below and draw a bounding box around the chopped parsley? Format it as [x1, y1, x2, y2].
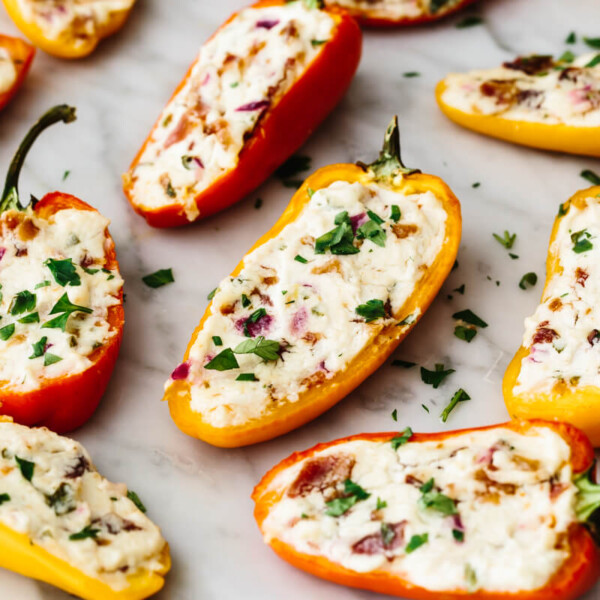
[572, 229, 593, 253]
[441, 388, 471, 423]
[236, 373, 258, 381]
[403, 71, 420, 78]
[453, 529, 465, 542]
[420, 363, 455, 388]
[15, 456, 34, 481]
[205, 348, 239, 371]
[18, 312, 39, 324]
[314, 211, 358, 255]
[0, 493, 9, 505]
[324, 479, 370, 517]
[234, 336, 280, 361]
[391, 409, 398, 421]
[392, 359, 416, 368]
[356, 215, 386, 247]
[390, 205, 401, 222]
[254, 197, 263, 209]
[566, 31, 576, 44]
[405, 533, 428, 553]
[42, 293, 92, 331]
[207, 288, 217, 301]
[453, 284, 465, 295]
[581, 169, 600, 186]
[45, 258, 81, 287]
[212, 336, 223, 346]
[275, 155, 311, 186]
[509, 253, 519, 260]
[44, 353, 62, 366]
[492, 230, 516, 249]
[0, 324, 15, 341]
[311, 39, 327, 47]
[29, 336, 48, 359]
[35, 280, 51, 289]
[391, 427, 413, 450]
[585, 54, 600, 68]
[62, 170, 70, 180]
[452, 309, 488, 328]
[584, 37, 600, 49]
[519, 272, 538, 290]
[343, 479, 370, 500]
[419, 478, 458, 515]
[10, 290, 36, 315]
[558, 50, 575, 63]
[142, 268, 174, 288]
[376, 497, 387, 510]
[69, 525, 100, 541]
[294, 254, 308, 264]
[127, 490, 147, 513]
[356, 299, 387, 322]
[454, 325, 477, 343]
[241, 294, 251, 308]
[472, 182, 480, 188]
[456, 15, 483, 28]
[243, 308, 267, 337]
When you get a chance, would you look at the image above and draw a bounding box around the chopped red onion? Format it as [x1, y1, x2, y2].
[171, 362, 190, 380]
[350, 212, 368, 233]
[0, 248, 5, 262]
[290, 307, 308, 336]
[236, 100, 270, 112]
[256, 19, 279, 29]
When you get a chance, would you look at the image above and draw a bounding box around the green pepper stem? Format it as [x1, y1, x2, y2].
[575, 465, 600, 521]
[0, 105, 77, 213]
[359, 116, 420, 181]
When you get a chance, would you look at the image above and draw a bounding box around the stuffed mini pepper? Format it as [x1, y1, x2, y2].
[0, 34, 34, 111]
[504, 186, 600, 445]
[123, 0, 362, 227]
[0, 105, 124, 433]
[164, 117, 461, 447]
[254, 420, 600, 599]
[0, 417, 170, 599]
[1, 0, 136, 58]
[436, 53, 600, 157]
[323, 0, 479, 27]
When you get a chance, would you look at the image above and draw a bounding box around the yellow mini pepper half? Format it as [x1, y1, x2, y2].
[1, 0, 136, 58]
[503, 186, 600, 445]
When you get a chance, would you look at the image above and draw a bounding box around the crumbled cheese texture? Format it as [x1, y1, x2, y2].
[16, 0, 134, 44]
[325, 0, 462, 20]
[166, 180, 447, 427]
[0, 47, 17, 95]
[260, 426, 575, 593]
[126, 3, 335, 221]
[0, 207, 123, 391]
[441, 53, 600, 127]
[0, 421, 166, 590]
[515, 197, 600, 394]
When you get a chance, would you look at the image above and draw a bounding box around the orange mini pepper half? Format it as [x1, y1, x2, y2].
[0, 106, 124, 433]
[436, 54, 600, 157]
[1, 0, 136, 58]
[163, 117, 461, 447]
[123, 0, 362, 228]
[0, 33, 34, 111]
[503, 186, 600, 445]
[253, 419, 600, 600]
[323, 0, 479, 27]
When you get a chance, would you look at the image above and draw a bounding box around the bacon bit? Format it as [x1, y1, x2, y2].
[288, 454, 355, 499]
[18, 218, 39, 242]
[550, 482, 568, 500]
[391, 223, 418, 239]
[532, 325, 558, 345]
[300, 235, 315, 246]
[588, 330, 600, 346]
[512, 455, 540, 471]
[311, 259, 341, 275]
[256, 19, 279, 29]
[516, 89, 543, 107]
[405, 475, 422, 487]
[236, 100, 270, 112]
[220, 303, 236, 316]
[262, 276, 279, 286]
[303, 332, 322, 346]
[64, 455, 90, 479]
[352, 522, 406, 555]
[290, 307, 308, 337]
[475, 469, 516, 496]
[480, 79, 518, 105]
[554, 532, 569, 550]
[576, 267, 589, 287]
[548, 298, 563, 312]
[301, 371, 326, 389]
[15, 246, 27, 257]
[249, 287, 272, 306]
[171, 362, 190, 381]
[503, 55, 554, 75]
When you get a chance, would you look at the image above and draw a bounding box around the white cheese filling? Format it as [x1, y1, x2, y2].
[325, 0, 462, 20]
[166, 179, 447, 428]
[126, 3, 335, 221]
[0, 48, 17, 95]
[515, 197, 600, 394]
[261, 426, 575, 593]
[16, 0, 134, 44]
[0, 207, 123, 392]
[442, 53, 600, 127]
[0, 421, 166, 590]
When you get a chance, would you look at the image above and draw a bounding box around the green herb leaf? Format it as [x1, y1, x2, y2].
[29, 336, 48, 359]
[344, 479, 370, 500]
[584, 37, 600, 49]
[390, 205, 401, 222]
[492, 230, 516, 249]
[254, 198, 263, 209]
[582, 169, 600, 186]
[356, 299, 387, 322]
[15, 456, 34, 481]
[325, 496, 357, 517]
[509, 253, 519, 260]
[311, 39, 327, 46]
[454, 325, 477, 343]
[243, 308, 267, 337]
[392, 359, 416, 368]
[405, 533, 428, 553]
[558, 50, 575, 63]
[441, 388, 471, 423]
[519, 272, 538, 289]
[48, 293, 93, 316]
[142, 268, 174, 288]
[207, 288, 217, 301]
[585, 54, 600, 68]
[572, 229, 594, 253]
[275, 155, 311, 180]
[69, 525, 100, 541]
[0, 493, 10, 505]
[315, 212, 358, 255]
[212, 336, 223, 346]
[44, 353, 62, 366]
[391, 409, 398, 421]
[42, 312, 70, 331]
[419, 479, 458, 515]
[45, 258, 80, 287]
[566, 31, 576, 44]
[472, 182, 480, 188]
[452, 309, 488, 328]
[127, 490, 147, 513]
[35, 280, 51, 289]
[357, 218, 386, 247]
[205, 348, 239, 371]
[420, 364, 455, 389]
[10, 290, 36, 315]
[453, 529, 464, 542]
[294, 254, 308, 264]
[18, 312, 39, 324]
[403, 72, 420, 78]
[456, 15, 483, 28]
[236, 373, 258, 381]
[391, 427, 413, 450]
[0, 324, 15, 341]
[241, 294, 251, 308]
[234, 336, 280, 362]
[376, 498, 387, 510]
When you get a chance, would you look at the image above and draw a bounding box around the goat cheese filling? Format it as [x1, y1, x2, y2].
[441, 53, 600, 127]
[166, 179, 447, 428]
[515, 197, 600, 394]
[0, 48, 17, 95]
[0, 421, 166, 590]
[325, 0, 463, 20]
[0, 207, 123, 392]
[125, 2, 335, 221]
[260, 426, 575, 593]
[16, 0, 134, 44]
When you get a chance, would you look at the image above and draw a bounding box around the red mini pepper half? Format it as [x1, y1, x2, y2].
[0, 33, 34, 112]
[123, 0, 362, 227]
[0, 106, 124, 432]
[253, 420, 600, 600]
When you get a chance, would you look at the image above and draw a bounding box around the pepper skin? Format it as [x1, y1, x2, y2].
[0, 106, 124, 432]
[435, 80, 600, 158]
[0, 416, 171, 600]
[503, 186, 600, 445]
[324, 0, 479, 27]
[253, 419, 600, 600]
[0, 34, 34, 111]
[123, 0, 362, 228]
[164, 118, 462, 447]
[1, 0, 135, 58]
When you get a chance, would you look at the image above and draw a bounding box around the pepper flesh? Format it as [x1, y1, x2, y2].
[0, 34, 34, 111]
[0, 106, 124, 433]
[253, 419, 600, 600]
[324, 0, 479, 27]
[503, 186, 600, 446]
[123, 0, 362, 228]
[435, 79, 600, 158]
[164, 118, 462, 447]
[1, 0, 135, 58]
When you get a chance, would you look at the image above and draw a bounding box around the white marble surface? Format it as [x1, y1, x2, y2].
[1, 0, 600, 598]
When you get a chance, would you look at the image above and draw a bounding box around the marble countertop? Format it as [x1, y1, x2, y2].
[1, 0, 600, 598]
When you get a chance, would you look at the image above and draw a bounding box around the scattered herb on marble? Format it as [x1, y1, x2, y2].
[62, 170, 70, 181]
[472, 182, 480, 188]
[392, 359, 416, 368]
[403, 72, 420, 78]
[254, 198, 263, 209]
[456, 16, 483, 28]
[391, 409, 398, 421]
[509, 253, 519, 260]
[581, 169, 600, 186]
[421, 364, 455, 388]
[452, 309, 488, 328]
[519, 272, 538, 290]
[584, 37, 600, 49]
[454, 325, 477, 343]
[493, 230, 516, 249]
[142, 268, 174, 288]
[274, 155, 311, 187]
[566, 31, 576, 44]
[441, 389, 471, 422]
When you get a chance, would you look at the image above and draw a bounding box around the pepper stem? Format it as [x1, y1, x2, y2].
[575, 465, 600, 521]
[359, 116, 420, 181]
[0, 105, 77, 213]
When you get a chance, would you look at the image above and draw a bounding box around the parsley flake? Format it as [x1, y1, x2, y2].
[405, 533, 428, 553]
[0, 324, 15, 341]
[582, 169, 600, 186]
[69, 525, 100, 541]
[519, 272, 538, 289]
[234, 336, 280, 361]
[15, 456, 34, 481]
[492, 230, 516, 249]
[420, 364, 455, 388]
[205, 348, 239, 371]
[10, 290, 36, 315]
[127, 490, 147, 513]
[441, 388, 471, 423]
[452, 309, 488, 328]
[142, 268, 174, 288]
[391, 427, 413, 450]
[454, 325, 477, 343]
[45, 258, 80, 287]
[572, 229, 593, 253]
[356, 299, 387, 322]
